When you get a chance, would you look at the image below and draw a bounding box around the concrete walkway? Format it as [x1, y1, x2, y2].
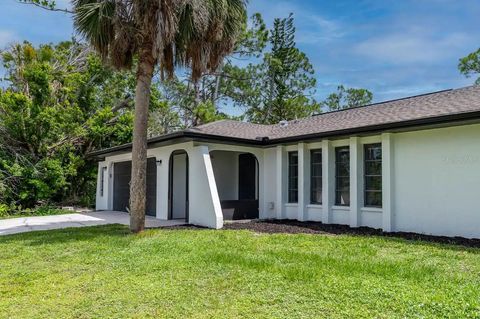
[0, 211, 186, 236]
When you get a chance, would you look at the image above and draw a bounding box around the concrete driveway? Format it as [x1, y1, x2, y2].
[0, 211, 186, 236]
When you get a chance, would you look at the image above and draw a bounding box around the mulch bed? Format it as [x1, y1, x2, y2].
[221, 219, 480, 248]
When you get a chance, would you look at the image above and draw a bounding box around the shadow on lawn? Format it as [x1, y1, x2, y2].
[0, 224, 130, 246]
[221, 219, 480, 250]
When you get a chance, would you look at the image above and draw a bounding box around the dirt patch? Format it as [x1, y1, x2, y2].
[222, 219, 480, 248]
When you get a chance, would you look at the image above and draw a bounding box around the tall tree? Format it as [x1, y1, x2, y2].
[321, 85, 373, 111]
[459, 48, 480, 84]
[157, 13, 268, 128]
[227, 13, 319, 124]
[68, 0, 247, 233]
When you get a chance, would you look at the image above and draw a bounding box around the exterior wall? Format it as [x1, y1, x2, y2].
[392, 124, 480, 238]
[260, 124, 479, 239]
[95, 123, 480, 238]
[262, 147, 277, 219]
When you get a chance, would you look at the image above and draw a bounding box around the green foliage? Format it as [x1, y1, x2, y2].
[0, 41, 137, 208]
[459, 48, 480, 84]
[0, 203, 68, 219]
[228, 13, 320, 124]
[321, 85, 374, 111]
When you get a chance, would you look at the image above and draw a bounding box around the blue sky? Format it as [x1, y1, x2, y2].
[0, 0, 479, 103]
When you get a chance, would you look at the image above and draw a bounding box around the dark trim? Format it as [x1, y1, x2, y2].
[88, 110, 480, 159]
[168, 150, 189, 222]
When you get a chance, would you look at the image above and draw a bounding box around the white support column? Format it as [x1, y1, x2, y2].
[95, 161, 106, 210]
[349, 137, 361, 228]
[297, 143, 308, 221]
[322, 140, 333, 224]
[275, 145, 284, 219]
[189, 145, 223, 229]
[382, 133, 393, 232]
[156, 154, 169, 220]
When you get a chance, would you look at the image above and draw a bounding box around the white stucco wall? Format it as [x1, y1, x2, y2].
[392, 124, 480, 238]
[261, 148, 277, 219]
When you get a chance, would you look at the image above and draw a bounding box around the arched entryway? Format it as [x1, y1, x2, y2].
[168, 150, 189, 221]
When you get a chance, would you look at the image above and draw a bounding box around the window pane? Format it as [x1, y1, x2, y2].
[310, 149, 322, 204]
[311, 189, 322, 204]
[335, 147, 350, 206]
[365, 191, 382, 207]
[336, 190, 350, 206]
[337, 177, 350, 189]
[336, 163, 350, 177]
[311, 163, 322, 177]
[365, 161, 382, 175]
[365, 144, 382, 160]
[365, 176, 382, 191]
[311, 150, 322, 164]
[288, 152, 298, 203]
[364, 143, 382, 207]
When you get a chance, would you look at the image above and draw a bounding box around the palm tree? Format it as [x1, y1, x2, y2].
[72, 0, 247, 232]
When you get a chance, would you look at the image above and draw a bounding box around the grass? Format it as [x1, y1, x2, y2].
[0, 225, 479, 318]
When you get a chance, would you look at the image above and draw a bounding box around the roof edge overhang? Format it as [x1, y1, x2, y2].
[89, 110, 480, 160]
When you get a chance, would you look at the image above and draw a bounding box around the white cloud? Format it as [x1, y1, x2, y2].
[249, 1, 345, 45]
[354, 30, 474, 64]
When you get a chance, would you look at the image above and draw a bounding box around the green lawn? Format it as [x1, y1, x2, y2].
[0, 225, 479, 318]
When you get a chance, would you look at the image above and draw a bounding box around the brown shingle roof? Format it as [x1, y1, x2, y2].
[188, 86, 480, 141]
[89, 86, 480, 158]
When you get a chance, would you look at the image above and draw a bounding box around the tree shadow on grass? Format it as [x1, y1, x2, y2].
[0, 224, 131, 246]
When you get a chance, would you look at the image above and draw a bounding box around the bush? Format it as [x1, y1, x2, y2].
[0, 204, 67, 219]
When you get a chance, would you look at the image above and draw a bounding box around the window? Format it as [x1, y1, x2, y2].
[310, 149, 322, 204]
[335, 147, 350, 206]
[288, 152, 298, 203]
[364, 143, 382, 207]
[100, 167, 107, 197]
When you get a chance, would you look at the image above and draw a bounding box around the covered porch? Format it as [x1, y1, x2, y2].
[210, 150, 259, 220]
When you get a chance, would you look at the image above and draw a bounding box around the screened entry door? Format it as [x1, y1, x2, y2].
[113, 158, 157, 216]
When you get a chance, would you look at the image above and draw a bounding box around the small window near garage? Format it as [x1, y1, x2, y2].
[364, 143, 382, 207]
[100, 167, 107, 197]
[288, 151, 298, 203]
[335, 147, 350, 206]
[310, 149, 322, 204]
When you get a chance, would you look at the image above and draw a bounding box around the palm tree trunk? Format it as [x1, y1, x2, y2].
[130, 47, 155, 233]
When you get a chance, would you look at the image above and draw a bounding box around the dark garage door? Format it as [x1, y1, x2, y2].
[113, 158, 157, 216]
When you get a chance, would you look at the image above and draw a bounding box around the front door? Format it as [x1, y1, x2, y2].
[238, 153, 256, 200]
[237, 153, 259, 219]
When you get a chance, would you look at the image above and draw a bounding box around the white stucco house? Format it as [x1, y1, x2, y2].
[92, 86, 480, 239]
